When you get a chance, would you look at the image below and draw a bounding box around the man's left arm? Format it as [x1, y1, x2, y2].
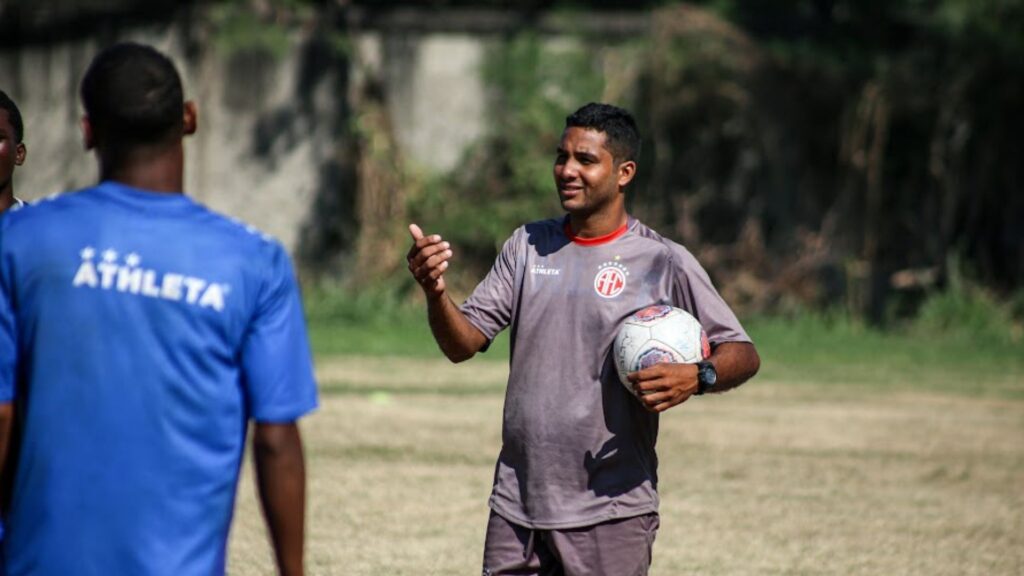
[703, 341, 761, 394]
[253, 422, 307, 576]
[630, 341, 760, 413]
[242, 244, 319, 575]
[630, 242, 761, 412]
[0, 402, 12, 503]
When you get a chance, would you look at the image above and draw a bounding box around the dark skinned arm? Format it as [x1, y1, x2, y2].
[253, 422, 307, 576]
[629, 341, 761, 413]
[407, 223, 488, 362]
[0, 402, 12, 514]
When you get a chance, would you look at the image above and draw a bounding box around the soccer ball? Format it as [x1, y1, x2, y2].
[613, 305, 710, 395]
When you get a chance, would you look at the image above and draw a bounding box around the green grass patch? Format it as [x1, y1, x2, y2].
[746, 312, 1024, 398]
[303, 285, 510, 358]
[304, 287, 1023, 399]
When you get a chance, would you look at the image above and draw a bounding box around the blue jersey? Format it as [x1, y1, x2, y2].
[0, 182, 318, 576]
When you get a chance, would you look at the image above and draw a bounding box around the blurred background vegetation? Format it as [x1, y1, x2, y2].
[2, 0, 1021, 348]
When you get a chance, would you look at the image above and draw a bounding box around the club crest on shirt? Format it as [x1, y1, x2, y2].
[594, 261, 629, 298]
[71, 246, 229, 312]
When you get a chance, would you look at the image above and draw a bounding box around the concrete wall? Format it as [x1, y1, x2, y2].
[375, 32, 486, 173]
[0, 19, 488, 258]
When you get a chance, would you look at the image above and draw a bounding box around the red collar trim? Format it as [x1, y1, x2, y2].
[563, 219, 629, 246]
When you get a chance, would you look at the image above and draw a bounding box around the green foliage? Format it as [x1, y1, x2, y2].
[745, 307, 1024, 398]
[304, 286, 433, 357]
[304, 282, 413, 325]
[690, 0, 1024, 78]
[209, 0, 317, 58]
[933, 0, 1024, 53]
[912, 287, 1021, 345]
[902, 255, 1023, 344]
[210, 7, 286, 57]
[303, 283, 510, 358]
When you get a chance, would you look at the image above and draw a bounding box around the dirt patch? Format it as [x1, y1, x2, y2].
[229, 358, 1024, 575]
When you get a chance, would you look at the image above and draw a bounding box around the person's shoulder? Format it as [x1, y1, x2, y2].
[164, 206, 294, 296]
[1, 187, 91, 231]
[628, 218, 681, 249]
[194, 205, 288, 260]
[515, 217, 569, 252]
[627, 218, 700, 264]
[194, 204, 272, 242]
[521, 216, 569, 240]
[490, 217, 561, 247]
[523, 217, 564, 233]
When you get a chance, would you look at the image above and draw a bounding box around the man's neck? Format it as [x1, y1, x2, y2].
[567, 209, 628, 239]
[99, 143, 185, 194]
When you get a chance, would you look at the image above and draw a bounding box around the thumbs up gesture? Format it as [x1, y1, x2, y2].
[406, 223, 452, 298]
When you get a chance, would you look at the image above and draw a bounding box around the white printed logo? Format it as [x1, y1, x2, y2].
[594, 260, 629, 298]
[530, 264, 562, 276]
[72, 247, 229, 312]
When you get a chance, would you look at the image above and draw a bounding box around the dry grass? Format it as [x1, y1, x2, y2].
[228, 357, 1024, 575]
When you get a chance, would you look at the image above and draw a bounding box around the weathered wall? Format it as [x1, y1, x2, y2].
[0, 15, 488, 260]
[1, 38, 98, 198]
[374, 32, 486, 173]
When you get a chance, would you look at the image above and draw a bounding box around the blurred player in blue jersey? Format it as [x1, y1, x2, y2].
[0, 43, 318, 576]
[0, 90, 27, 212]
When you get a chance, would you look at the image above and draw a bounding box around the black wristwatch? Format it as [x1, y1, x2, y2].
[695, 360, 717, 395]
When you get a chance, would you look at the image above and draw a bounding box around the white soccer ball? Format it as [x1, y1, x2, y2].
[613, 305, 710, 395]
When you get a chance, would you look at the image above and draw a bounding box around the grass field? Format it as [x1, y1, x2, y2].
[228, 313, 1024, 575]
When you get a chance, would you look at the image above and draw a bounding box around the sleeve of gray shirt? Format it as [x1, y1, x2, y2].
[668, 241, 752, 345]
[459, 227, 523, 343]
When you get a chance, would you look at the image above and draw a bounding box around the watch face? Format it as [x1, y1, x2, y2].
[700, 363, 717, 386]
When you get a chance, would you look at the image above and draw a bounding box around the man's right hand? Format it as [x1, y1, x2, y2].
[406, 223, 487, 362]
[407, 223, 453, 299]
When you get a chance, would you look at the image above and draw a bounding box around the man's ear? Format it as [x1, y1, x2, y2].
[183, 101, 198, 136]
[617, 159, 637, 188]
[81, 116, 95, 150]
[14, 142, 25, 166]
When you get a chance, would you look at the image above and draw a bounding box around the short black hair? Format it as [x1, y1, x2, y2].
[80, 42, 184, 148]
[565, 102, 641, 163]
[0, 90, 24, 143]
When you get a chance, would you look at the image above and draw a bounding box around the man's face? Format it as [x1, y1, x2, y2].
[0, 109, 26, 193]
[554, 127, 627, 217]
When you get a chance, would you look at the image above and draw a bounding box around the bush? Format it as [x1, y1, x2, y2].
[912, 286, 1020, 345]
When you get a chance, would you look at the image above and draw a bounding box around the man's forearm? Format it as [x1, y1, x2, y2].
[253, 422, 306, 576]
[406, 223, 487, 361]
[426, 293, 487, 363]
[708, 341, 760, 393]
[0, 402, 13, 513]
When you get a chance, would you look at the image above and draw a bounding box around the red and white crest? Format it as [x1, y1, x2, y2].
[594, 261, 628, 298]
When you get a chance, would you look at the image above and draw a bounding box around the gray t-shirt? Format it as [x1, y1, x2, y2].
[461, 216, 751, 529]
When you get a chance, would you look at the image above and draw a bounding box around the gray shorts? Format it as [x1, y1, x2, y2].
[482, 511, 660, 576]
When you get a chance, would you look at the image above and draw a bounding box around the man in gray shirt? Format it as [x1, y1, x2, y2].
[407, 102, 760, 575]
